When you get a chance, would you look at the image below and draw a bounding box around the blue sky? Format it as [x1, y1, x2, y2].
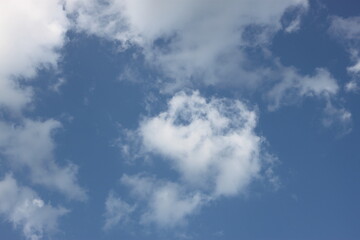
[0, 0, 360, 239]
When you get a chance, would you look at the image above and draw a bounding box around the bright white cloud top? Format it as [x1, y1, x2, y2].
[109, 91, 276, 228]
[140, 91, 263, 196]
[0, 0, 68, 112]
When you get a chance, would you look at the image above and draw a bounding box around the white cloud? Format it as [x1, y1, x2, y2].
[281, 4, 308, 33]
[346, 57, 360, 93]
[66, 0, 308, 89]
[121, 174, 205, 228]
[0, 119, 87, 201]
[330, 16, 360, 94]
[330, 16, 360, 41]
[266, 66, 351, 132]
[67, 0, 347, 120]
[68, 0, 347, 119]
[110, 92, 274, 228]
[267, 67, 339, 110]
[284, 16, 302, 33]
[0, 174, 68, 240]
[0, 1, 85, 200]
[50, 78, 67, 92]
[139, 91, 263, 196]
[0, 0, 68, 112]
[345, 80, 359, 92]
[0, 2, 86, 238]
[348, 59, 360, 75]
[322, 101, 352, 135]
[103, 191, 135, 230]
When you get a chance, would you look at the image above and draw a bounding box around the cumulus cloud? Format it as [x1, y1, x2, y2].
[107, 91, 274, 228]
[66, 0, 350, 132]
[139, 91, 262, 196]
[67, 0, 349, 123]
[0, 119, 87, 201]
[0, 1, 86, 238]
[0, 0, 68, 112]
[66, 0, 308, 89]
[0, 174, 68, 240]
[67, 0, 348, 123]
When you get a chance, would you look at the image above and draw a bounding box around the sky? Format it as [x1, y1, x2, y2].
[0, 0, 360, 239]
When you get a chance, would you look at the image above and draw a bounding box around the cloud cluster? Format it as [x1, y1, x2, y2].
[0, 174, 68, 240]
[139, 91, 262, 196]
[0, 0, 68, 112]
[66, 0, 346, 122]
[0, 0, 355, 238]
[0, 1, 86, 238]
[66, 0, 309, 90]
[106, 91, 275, 228]
[66, 0, 348, 128]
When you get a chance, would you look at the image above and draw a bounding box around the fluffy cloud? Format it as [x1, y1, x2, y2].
[66, 0, 308, 89]
[67, 0, 349, 131]
[67, 0, 347, 125]
[0, 0, 68, 112]
[139, 91, 262, 196]
[107, 91, 273, 228]
[0, 0, 86, 201]
[67, 0, 348, 121]
[0, 1, 85, 238]
[0, 119, 87, 201]
[0, 174, 68, 240]
[121, 174, 204, 227]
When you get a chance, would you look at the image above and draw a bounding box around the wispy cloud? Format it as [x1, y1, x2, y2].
[103, 191, 135, 230]
[0, 174, 68, 240]
[0, 119, 87, 201]
[330, 16, 360, 94]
